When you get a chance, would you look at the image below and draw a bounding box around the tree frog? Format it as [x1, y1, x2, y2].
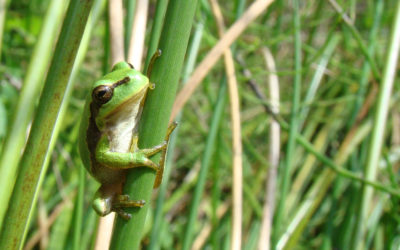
[79, 53, 176, 220]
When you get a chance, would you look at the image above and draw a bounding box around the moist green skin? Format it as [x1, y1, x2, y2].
[78, 62, 172, 219]
[79, 62, 149, 182]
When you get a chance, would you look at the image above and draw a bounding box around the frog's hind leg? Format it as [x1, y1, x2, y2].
[125, 122, 177, 187]
[115, 208, 132, 220]
[110, 123, 178, 220]
[114, 194, 145, 207]
[113, 194, 146, 220]
[154, 122, 178, 188]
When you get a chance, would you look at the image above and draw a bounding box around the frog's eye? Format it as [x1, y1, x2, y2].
[93, 85, 113, 105]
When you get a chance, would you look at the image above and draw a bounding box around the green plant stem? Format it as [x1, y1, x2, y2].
[0, 0, 7, 61]
[124, 0, 136, 57]
[48, 202, 74, 250]
[74, 139, 85, 250]
[70, 2, 106, 248]
[162, 170, 198, 212]
[273, 0, 301, 244]
[250, 82, 400, 197]
[285, 110, 340, 215]
[247, 72, 400, 198]
[339, 1, 383, 248]
[148, 19, 204, 250]
[294, 129, 400, 197]
[303, 0, 324, 64]
[182, 81, 227, 250]
[243, 182, 263, 217]
[277, 120, 371, 249]
[0, 0, 94, 248]
[0, 0, 67, 229]
[328, 0, 381, 81]
[348, 0, 383, 126]
[299, 34, 339, 129]
[143, 0, 169, 73]
[270, 114, 400, 198]
[109, 1, 198, 249]
[210, 131, 223, 249]
[352, 0, 400, 248]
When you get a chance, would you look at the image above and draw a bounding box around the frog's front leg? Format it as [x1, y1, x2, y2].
[96, 122, 177, 171]
[95, 136, 164, 170]
[94, 123, 177, 219]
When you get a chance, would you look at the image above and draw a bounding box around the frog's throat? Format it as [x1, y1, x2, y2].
[86, 86, 147, 176]
[103, 93, 146, 153]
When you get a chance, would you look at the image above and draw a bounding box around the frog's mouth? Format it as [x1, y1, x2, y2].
[103, 88, 147, 153]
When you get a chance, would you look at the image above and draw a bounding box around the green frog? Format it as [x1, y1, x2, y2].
[79, 53, 176, 219]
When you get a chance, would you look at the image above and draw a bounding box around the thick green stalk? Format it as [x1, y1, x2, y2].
[352, 1, 400, 248]
[148, 19, 204, 250]
[69, 1, 106, 248]
[0, 0, 94, 248]
[274, 0, 301, 243]
[110, 1, 198, 249]
[143, 0, 169, 72]
[7, 0, 105, 246]
[0, 0, 67, 229]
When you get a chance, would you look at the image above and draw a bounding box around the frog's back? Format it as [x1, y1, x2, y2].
[79, 93, 126, 184]
[79, 63, 143, 184]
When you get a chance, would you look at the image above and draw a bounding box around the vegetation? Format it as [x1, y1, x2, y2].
[0, 0, 399, 249]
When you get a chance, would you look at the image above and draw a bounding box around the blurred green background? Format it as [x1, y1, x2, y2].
[0, 0, 399, 249]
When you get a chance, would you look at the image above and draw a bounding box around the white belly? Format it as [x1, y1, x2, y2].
[105, 95, 144, 153]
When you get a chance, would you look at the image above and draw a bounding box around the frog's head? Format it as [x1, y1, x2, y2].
[90, 62, 150, 130]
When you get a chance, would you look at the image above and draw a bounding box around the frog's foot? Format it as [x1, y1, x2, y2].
[115, 208, 132, 220]
[113, 194, 146, 220]
[139, 142, 168, 158]
[139, 157, 159, 171]
[130, 122, 178, 186]
[138, 122, 178, 159]
[154, 122, 178, 188]
[114, 194, 145, 207]
[166, 122, 178, 139]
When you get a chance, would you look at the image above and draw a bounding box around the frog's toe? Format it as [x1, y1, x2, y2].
[136, 200, 145, 207]
[115, 208, 132, 220]
[115, 197, 146, 208]
[142, 158, 159, 171]
[116, 194, 130, 201]
[113, 198, 145, 220]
